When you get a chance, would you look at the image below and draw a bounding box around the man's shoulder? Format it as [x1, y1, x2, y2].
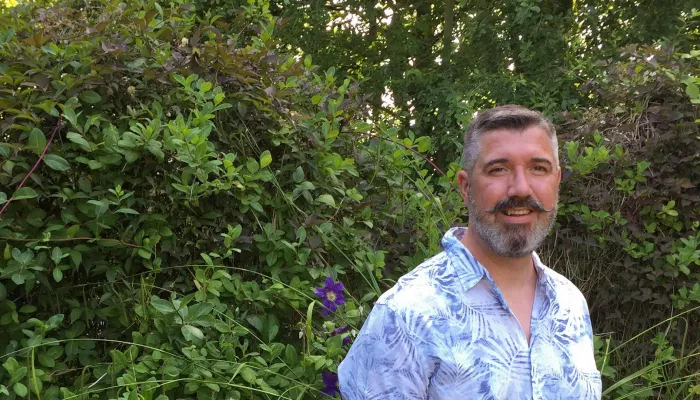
[374, 251, 457, 318]
[540, 263, 591, 311]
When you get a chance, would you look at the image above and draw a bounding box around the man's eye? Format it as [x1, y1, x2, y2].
[489, 167, 505, 174]
[533, 165, 548, 172]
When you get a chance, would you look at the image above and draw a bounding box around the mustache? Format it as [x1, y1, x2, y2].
[487, 197, 555, 214]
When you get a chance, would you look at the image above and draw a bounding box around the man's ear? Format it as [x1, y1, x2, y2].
[457, 170, 470, 207]
[557, 165, 562, 183]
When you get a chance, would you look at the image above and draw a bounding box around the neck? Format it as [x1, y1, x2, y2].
[460, 227, 536, 289]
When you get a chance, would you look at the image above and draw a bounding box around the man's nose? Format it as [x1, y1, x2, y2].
[507, 168, 533, 199]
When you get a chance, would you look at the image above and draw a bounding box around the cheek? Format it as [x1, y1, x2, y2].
[532, 181, 559, 204]
[477, 181, 509, 205]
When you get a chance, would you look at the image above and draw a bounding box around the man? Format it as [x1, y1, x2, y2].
[338, 105, 601, 399]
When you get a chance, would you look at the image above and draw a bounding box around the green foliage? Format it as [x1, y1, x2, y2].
[0, 0, 454, 398]
[553, 40, 700, 397]
[239, 0, 699, 166]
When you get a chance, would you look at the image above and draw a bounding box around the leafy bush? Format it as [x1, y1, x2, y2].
[0, 0, 453, 398]
[549, 40, 700, 397]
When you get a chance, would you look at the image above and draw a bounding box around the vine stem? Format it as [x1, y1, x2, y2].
[0, 117, 63, 219]
[0, 236, 141, 248]
[342, 129, 448, 177]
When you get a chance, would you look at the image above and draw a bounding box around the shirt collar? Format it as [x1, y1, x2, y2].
[441, 227, 557, 300]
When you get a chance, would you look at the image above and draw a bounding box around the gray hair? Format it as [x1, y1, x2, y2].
[462, 105, 559, 174]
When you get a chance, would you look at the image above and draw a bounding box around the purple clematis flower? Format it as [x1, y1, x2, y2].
[331, 325, 352, 346]
[332, 325, 350, 336]
[321, 371, 340, 397]
[315, 277, 345, 315]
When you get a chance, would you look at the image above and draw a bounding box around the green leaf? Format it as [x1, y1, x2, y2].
[200, 253, 213, 266]
[285, 344, 297, 365]
[38, 353, 55, 368]
[12, 187, 38, 200]
[87, 199, 108, 216]
[11, 273, 24, 285]
[115, 208, 140, 215]
[260, 150, 272, 168]
[417, 137, 431, 153]
[326, 334, 343, 356]
[181, 325, 204, 341]
[267, 321, 279, 342]
[88, 160, 103, 170]
[266, 251, 278, 266]
[126, 57, 146, 69]
[150, 297, 175, 314]
[292, 166, 304, 183]
[246, 158, 259, 173]
[355, 121, 372, 132]
[187, 302, 214, 321]
[63, 106, 79, 129]
[296, 226, 307, 243]
[44, 154, 70, 171]
[70, 250, 82, 267]
[3, 357, 18, 374]
[230, 224, 242, 238]
[240, 367, 257, 384]
[47, 314, 64, 330]
[172, 74, 186, 87]
[137, 248, 151, 259]
[213, 322, 231, 333]
[686, 83, 700, 99]
[162, 364, 179, 377]
[316, 194, 336, 207]
[80, 90, 101, 104]
[200, 81, 213, 94]
[51, 247, 62, 265]
[0, 192, 7, 205]
[53, 268, 63, 282]
[13, 382, 27, 397]
[10, 366, 27, 385]
[66, 132, 89, 147]
[28, 128, 46, 156]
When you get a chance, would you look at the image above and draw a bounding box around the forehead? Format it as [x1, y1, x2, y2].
[476, 126, 556, 163]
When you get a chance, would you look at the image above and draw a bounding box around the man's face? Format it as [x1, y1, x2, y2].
[459, 126, 561, 258]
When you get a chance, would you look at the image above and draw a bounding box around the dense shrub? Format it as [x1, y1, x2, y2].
[542, 40, 700, 397]
[0, 0, 453, 398]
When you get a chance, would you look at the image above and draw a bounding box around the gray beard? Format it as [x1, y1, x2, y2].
[467, 189, 557, 258]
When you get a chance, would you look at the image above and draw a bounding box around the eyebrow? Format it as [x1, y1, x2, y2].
[482, 157, 554, 169]
[482, 158, 509, 170]
[531, 157, 554, 168]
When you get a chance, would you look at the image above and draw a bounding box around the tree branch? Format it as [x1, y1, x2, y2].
[0, 117, 63, 219]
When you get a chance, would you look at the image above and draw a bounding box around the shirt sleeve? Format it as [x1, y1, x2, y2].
[338, 304, 435, 400]
[581, 297, 603, 399]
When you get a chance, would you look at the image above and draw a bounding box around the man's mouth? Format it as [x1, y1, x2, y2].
[502, 208, 533, 216]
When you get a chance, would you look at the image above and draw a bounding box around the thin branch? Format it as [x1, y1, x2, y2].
[0, 117, 63, 219]
[0, 236, 142, 248]
[341, 129, 447, 177]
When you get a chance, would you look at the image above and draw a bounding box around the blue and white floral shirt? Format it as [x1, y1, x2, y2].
[338, 227, 601, 400]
